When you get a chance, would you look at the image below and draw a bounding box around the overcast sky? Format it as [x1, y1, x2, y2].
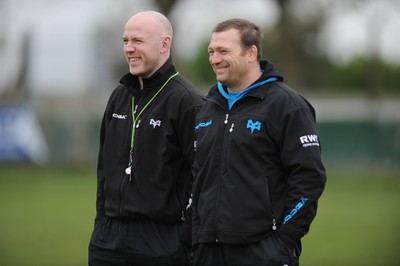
[313, 0, 400, 65]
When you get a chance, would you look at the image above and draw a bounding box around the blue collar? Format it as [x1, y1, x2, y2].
[218, 77, 277, 110]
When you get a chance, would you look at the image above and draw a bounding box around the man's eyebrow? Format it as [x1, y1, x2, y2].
[209, 46, 228, 51]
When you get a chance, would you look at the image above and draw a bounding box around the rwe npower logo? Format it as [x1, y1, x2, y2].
[299, 134, 320, 147]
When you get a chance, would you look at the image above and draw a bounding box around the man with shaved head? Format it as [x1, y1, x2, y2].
[88, 11, 204, 265]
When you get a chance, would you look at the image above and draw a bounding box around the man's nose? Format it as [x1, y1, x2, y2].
[125, 42, 136, 52]
[209, 53, 221, 64]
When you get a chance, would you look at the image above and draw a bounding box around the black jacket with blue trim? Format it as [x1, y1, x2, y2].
[192, 60, 326, 249]
[95, 58, 204, 238]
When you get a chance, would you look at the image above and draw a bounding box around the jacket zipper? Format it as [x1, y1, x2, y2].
[214, 112, 235, 242]
[120, 100, 138, 215]
[229, 122, 235, 132]
[209, 91, 278, 240]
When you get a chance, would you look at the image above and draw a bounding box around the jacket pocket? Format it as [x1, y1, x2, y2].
[256, 233, 298, 266]
[274, 233, 299, 266]
[219, 173, 274, 234]
[264, 175, 277, 231]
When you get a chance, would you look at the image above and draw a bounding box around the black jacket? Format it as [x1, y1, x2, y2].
[192, 60, 326, 249]
[96, 58, 204, 228]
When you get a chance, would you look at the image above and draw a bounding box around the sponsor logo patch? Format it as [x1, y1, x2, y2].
[283, 196, 308, 224]
[300, 134, 320, 147]
[112, 113, 127, 120]
[195, 120, 212, 130]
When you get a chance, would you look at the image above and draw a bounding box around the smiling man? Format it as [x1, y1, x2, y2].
[192, 18, 327, 266]
[88, 11, 204, 265]
[123, 12, 171, 78]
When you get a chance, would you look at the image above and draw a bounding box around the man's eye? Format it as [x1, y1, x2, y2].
[220, 50, 228, 55]
[208, 51, 214, 56]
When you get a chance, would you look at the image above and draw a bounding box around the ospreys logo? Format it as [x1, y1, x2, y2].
[149, 119, 161, 128]
[246, 120, 261, 134]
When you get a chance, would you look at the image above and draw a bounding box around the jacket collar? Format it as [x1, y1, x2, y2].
[207, 59, 284, 101]
[119, 57, 178, 96]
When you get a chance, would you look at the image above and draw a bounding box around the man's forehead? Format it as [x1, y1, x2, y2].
[209, 29, 240, 47]
[123, 23, 158, 39]
[125, 16, 159, 32]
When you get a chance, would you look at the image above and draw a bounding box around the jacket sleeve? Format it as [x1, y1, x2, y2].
[95, 112, 107, 219]
[276, 107, 327, 249]
[175, 94, 204, 248]
[95, 90, 118, 219]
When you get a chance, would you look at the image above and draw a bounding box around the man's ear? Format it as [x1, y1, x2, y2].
[161, 36, 172, 54]
[248, 45, 259, 62]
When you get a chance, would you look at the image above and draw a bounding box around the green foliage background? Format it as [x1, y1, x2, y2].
[0, 165, 399, 266]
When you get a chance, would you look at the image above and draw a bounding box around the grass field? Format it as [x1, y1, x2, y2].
[0, 164, 399, 266]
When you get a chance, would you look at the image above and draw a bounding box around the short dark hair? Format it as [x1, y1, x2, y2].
[213, 18, 263, 60]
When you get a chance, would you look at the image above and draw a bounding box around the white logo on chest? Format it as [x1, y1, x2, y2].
[149, 119, 161, 128]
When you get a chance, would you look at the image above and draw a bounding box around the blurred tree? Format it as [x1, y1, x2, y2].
[264, 0, 331, 92]
[268, 0, 304, 89]
[161, 0, 400, 96]
[315, 57, 400, 94]
[269, 0, 399, 96]
[182, 41, 215, 93]
[154, 0, 178, 16]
